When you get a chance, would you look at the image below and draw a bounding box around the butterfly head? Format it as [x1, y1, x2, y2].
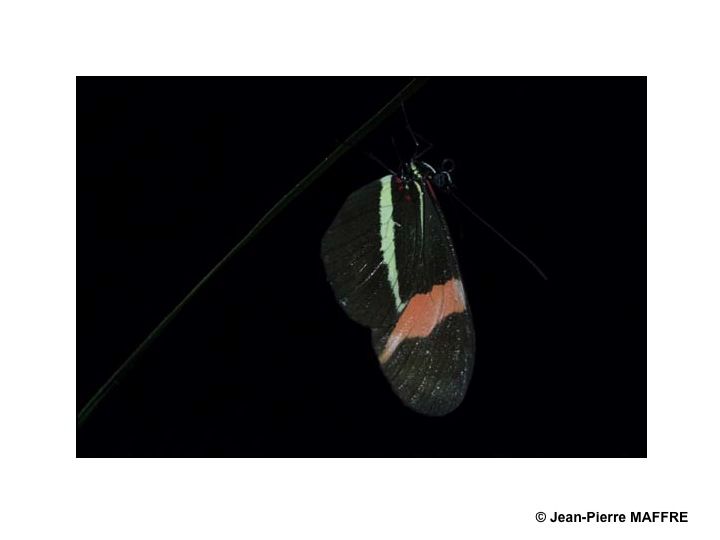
[405, 158, 455, 192]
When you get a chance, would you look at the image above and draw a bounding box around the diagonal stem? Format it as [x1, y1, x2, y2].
[77, 77, 429, 429]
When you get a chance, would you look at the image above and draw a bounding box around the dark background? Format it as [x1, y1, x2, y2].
[77, 77, 646, 457]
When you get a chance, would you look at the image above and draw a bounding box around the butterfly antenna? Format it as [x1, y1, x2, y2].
[450, 192, 548, 281]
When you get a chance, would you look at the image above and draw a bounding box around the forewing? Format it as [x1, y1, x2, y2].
[372, 184, 475, 416]
[321, 176, 408, 329]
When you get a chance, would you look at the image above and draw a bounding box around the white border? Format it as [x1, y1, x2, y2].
[0, 1, 718, 538]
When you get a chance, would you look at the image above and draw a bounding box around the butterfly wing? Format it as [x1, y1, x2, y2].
[321, 175, 474, 416]
[321, 176, 420, 329]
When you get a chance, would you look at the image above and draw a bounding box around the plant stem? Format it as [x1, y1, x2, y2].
[77, 77, 428, 429]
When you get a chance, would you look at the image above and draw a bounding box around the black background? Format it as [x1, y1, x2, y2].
[77, 77, 646, 457]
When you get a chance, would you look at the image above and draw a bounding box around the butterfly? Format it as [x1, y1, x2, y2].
[321, 158, 474, 416]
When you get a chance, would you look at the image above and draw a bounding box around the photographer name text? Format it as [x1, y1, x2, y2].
[545, 511, 687, 523]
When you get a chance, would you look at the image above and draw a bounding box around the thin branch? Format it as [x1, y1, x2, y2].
[77, 77, 429, 428]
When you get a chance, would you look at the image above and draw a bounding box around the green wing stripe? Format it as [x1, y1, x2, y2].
[379, 176, 403, 311]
